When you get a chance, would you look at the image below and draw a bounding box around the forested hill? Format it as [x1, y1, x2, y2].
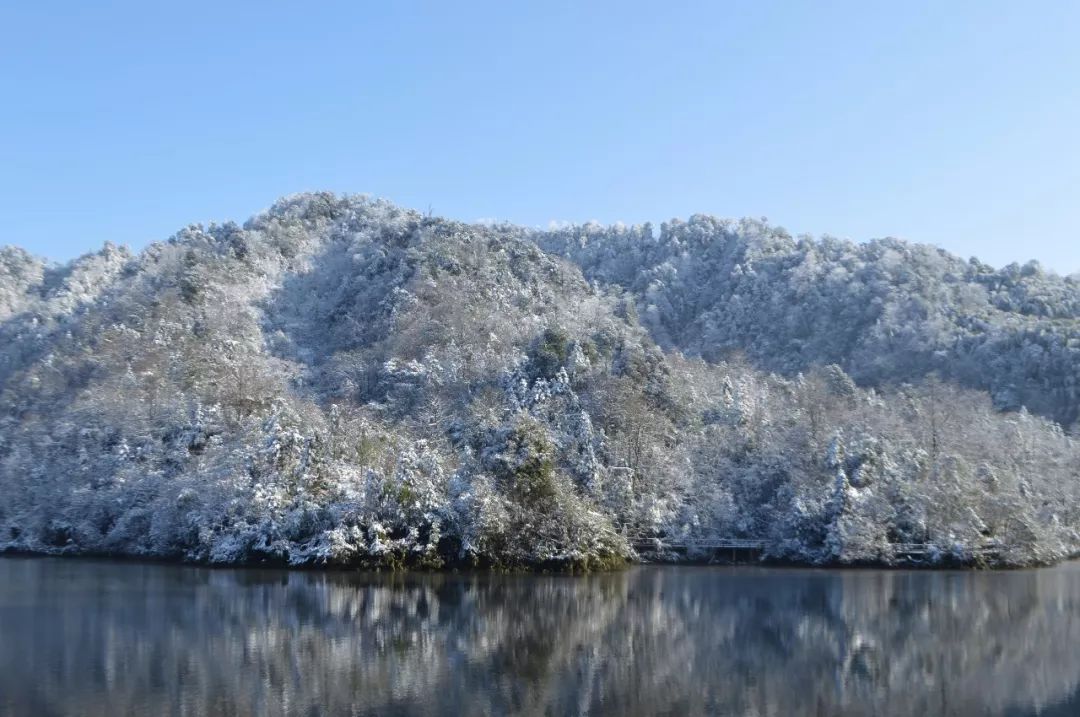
[1, 193, 1077, 569]
[539, 216, 1080, 427]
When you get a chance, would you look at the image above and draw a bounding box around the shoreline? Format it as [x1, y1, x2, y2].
[3, 545, 1071, 573]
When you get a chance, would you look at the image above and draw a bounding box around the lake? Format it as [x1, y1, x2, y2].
[0, 558, 1078, 717]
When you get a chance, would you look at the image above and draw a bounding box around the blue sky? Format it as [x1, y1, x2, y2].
[2, 1, 1078, 273]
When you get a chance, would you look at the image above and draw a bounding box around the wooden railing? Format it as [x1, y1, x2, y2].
[627, 536, 765, 551]
[627, 535, 1003, 559]
[889, 541, 1002, 557]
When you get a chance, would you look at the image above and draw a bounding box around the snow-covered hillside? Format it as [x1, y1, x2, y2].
[1, 193, 1077, 568]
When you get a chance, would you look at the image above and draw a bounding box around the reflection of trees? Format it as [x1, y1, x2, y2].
[1, 560, 1078, 717]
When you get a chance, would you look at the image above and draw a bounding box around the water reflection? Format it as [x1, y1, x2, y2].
[0, 559, 1078, 717]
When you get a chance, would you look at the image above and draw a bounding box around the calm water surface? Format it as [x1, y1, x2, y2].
[1, 558, 1078, 717]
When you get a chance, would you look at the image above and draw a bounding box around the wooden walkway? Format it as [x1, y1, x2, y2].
[629, 537, 766, 551]
[890, 541, 1002, 560]
[627, 536, 766, 562]
[628, 535, 1003, 562]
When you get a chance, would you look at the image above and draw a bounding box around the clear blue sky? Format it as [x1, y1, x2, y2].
[2, 1, 1079, 273]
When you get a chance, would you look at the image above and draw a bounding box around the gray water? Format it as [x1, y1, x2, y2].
[1, 558, 1078, 717]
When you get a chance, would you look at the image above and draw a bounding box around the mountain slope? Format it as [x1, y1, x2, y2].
[540, 216, 1080, 426]
[1, 193, 1077, 568]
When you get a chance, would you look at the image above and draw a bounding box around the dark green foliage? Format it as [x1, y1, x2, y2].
[501, 421, 558, 509]
[529, 328, 572, 379]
